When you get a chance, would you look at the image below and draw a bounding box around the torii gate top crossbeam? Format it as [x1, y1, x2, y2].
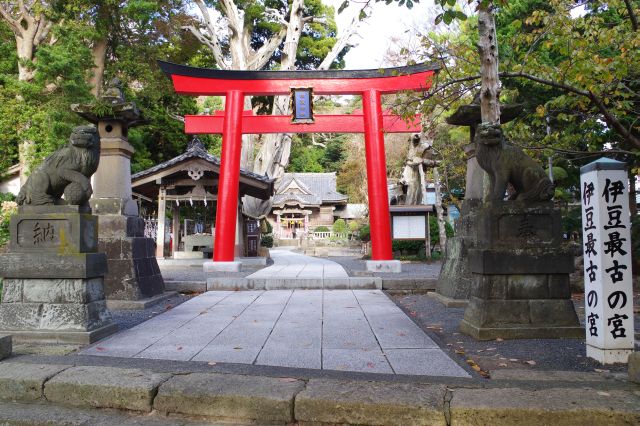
[158, 61, 439, 96]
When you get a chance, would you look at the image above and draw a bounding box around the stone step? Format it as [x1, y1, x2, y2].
[206, 277, 381, 290]
[0, 361, 638, 425]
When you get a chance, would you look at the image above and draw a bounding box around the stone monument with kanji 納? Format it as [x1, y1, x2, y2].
[0, 126, 117, 343]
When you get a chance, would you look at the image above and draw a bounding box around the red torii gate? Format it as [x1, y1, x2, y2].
[159, 61, 438, 268]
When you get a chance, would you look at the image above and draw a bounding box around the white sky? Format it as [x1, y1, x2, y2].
[324, 0, 437, 69]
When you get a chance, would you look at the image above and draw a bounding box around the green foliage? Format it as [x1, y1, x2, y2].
[314, 225, 330, 232]
[348, 220, 360, 232]
[358, 224, 370, 242]
[260, 234, 274, 248]
[429, 216, 454, 247]
[288, 134, 347, 173]
[261, 219, 273, 234]
[332, 218, 347, 233]
[0, 193, 17, 248]
[561, 206, 582, 237]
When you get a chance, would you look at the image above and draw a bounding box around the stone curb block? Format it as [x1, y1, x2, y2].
[449, 387, 640, 425]
[44, 366, 171, 412]
[0, 335, 11, 360]
[629, 352, 639, 384]
[0, 362, 70, 402]
[154, 372, 305, 423]
[294, 379, 447, 425]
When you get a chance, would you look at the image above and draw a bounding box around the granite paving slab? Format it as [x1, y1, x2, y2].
[81, 289, 470, 377]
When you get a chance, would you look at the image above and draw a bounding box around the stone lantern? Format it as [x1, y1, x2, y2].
[72, 79, 169, 309]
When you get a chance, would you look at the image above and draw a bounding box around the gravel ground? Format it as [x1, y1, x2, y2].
[391, 292, 639, 376]
[326, 256, 442, 278]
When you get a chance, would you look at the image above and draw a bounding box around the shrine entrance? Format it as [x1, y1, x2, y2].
[159, 61, 438, 269]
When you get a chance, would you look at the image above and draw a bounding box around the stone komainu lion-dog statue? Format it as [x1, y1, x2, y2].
[17, 125, 100, 207]
[475, 123, 554, 202]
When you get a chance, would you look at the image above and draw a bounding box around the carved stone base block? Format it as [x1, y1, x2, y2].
[92, 204, 165, 302]
[459, 202, 582, 340]
[460, 273, 583, 340]
[0, 208, 117, 344]
[0, 278, 117, 344]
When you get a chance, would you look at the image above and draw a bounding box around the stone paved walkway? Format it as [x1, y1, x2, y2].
[82, 290, 469, 377]
[246, 249, 348, 279]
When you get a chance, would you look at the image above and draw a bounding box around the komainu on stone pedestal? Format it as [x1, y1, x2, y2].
[16, 126, 100, 208]
[475, 123, 554, 202]
[459, 202, 582, 340]
[0, 126, 117, 344]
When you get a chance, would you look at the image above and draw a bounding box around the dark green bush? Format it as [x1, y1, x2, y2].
[314, 225, 330, 232]
[260, 235, 273, 248]
[358, 224, 370, 242]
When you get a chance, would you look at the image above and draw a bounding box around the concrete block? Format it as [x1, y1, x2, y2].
[0, 335, 11, 360]
[203, 261, 241, 272]
[322, 278, 349, 289]
[507, 275, 548, 299]
[366, 260, 402, 273]
[22, 278, 104, 304]
[528, 299, 579, 326]
[164, 280, 207, 293]
[449, 386, 640, 425]
[44, 366, 171, 412]
[0, 303, 43, 330]
[384, 349, 470, 377]
[548, 274, 571, 299]
[295, 379, 447, 425]
[1, 279, 22, 302]
[349, 277, 382, 289]
[0, 252, 108, 279]
[206, 277, 254, 290]
[39, 300, 111, 331]
[0, 362, 69, 401]
[629, 352, 640, 384]
[154, 372, 305, 423]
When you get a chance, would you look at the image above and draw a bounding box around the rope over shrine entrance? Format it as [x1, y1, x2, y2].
[159, 60, 439, 263]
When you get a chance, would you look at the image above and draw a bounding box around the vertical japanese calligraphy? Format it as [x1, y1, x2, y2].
[291, 87, 314, 123]
[579, 158, 635, 364]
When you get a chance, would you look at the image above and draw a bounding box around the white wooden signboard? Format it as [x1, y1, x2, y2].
[392, 215, 426, 239]
[580, 158, 635, 364]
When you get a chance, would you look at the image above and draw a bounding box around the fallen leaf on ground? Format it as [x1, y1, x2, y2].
[509, 358, 518, 362]
[525, 360, 536, 365]
[455, 350, 465, 355]
[498, 363, 508, 367]
[367, 362, 375, 368]
[176, 346, 183, 351]
[165, 304, 173, 310]
[409, 311, 417, 317]
[207, 362, 217, 366]
[594, 368, 610, 373]
[495, 338, 504, 342]
[597, 391, 611, 396]
[486, 347, 497, 351]
[396, 331, 406, 336]
[96, 347, 106, 351]
[199, 311, 208, 315]
[279, 378, 299, 382]
[233, 346, 242, 350]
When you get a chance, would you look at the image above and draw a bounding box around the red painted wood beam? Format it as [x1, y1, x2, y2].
[159, 61, 438, 96]
[170, 72, 435, 96]
[185, 114, 421, 134]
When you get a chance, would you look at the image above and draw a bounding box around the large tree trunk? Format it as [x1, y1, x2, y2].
[433, 167, 447, 251]
[90, 39, 108, 97]
[477, 3, 500, 124]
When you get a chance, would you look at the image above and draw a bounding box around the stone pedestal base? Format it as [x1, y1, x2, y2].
[0, 277, 117, 345]
[460, 202, 582, 340]
[0, 208, 118, 344]
[203, 261, 242, 273]
[92, 200, 165, 304]
[427, 292, 469, 308]
[586, 346, 634, 365]
[434, 200, 480, 305]
[365, 260, 402, 273]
